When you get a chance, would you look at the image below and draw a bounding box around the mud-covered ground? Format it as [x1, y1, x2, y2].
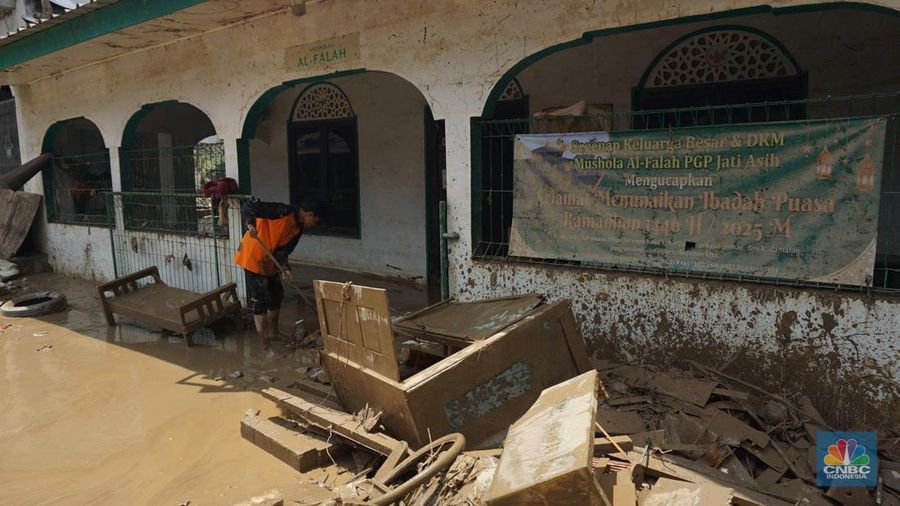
[0, 271, 426, 505]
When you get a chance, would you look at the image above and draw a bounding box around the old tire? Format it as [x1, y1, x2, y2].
[0, 291, 68, 317]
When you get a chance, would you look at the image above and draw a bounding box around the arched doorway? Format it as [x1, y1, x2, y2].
[240, 71, 442, 292]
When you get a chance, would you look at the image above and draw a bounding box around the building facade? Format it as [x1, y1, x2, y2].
[1, 0, 898, 431]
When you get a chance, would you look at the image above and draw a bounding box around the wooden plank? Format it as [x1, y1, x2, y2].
[485, 371, 604, 506]
[241, 411, 346, 472]
[262, 387, 400, 456]
[712, 387, 751, 401]
[594, 435, 634, 454]
[0, 190, 41, 259]
[314, 280, 399, 381]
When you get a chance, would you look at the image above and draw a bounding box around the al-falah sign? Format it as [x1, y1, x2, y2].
[509, 117, 887, 286]
[284, 32, 360, 72]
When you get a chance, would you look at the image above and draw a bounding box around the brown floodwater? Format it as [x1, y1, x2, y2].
[0, 273, 357, 505]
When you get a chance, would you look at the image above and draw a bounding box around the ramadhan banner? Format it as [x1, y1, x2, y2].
[509, 117, 887, 285]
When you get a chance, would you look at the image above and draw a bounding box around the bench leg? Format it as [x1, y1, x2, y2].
[184, 330, 194, 347]
[231, 311, 243, 331]
[101, 301, 116, 326]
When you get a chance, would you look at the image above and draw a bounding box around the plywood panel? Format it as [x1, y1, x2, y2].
[0, 189, 41, 259]
[485, 371, 604, 506]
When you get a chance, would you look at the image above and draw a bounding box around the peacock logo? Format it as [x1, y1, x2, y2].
[817, 432, 876, 487]
[823, 439, 870, 466]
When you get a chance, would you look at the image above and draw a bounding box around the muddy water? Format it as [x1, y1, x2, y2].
[0, 274, 349, 505]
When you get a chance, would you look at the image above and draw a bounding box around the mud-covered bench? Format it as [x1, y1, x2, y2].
[98, 266, 242, 346]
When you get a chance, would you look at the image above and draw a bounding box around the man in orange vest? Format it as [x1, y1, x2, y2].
[234, 199, 319, 350]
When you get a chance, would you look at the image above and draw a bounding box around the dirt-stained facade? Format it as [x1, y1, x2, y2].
[2, 0, 897, 432]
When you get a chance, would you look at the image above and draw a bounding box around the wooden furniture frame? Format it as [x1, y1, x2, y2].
[98, 266, 242, 346]
[314, 280, 592, 448]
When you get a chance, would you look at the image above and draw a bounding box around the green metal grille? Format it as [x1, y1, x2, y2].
[474, 92, 900, 291]
[120, 141, 226, 232]
[46, 151, 113, 225]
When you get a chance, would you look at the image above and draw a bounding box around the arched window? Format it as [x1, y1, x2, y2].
[289, 83, 359, 237]
[42, 118, 112, 225]
[119, 101, 220, 233]
[634, 27, 806, 127]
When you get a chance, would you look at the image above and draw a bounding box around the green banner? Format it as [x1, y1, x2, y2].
[509, 117, 887, 285]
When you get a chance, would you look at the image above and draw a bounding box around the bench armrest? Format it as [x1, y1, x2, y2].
[179, 282, 239, 326]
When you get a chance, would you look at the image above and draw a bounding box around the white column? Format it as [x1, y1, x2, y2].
[222, 135, 239, 182]
[442, 113, 473, 299]
[108, 145, 122, 192]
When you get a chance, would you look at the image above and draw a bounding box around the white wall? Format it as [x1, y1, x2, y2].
[42, 223, 115, 281]
[249, 71, 428, 280]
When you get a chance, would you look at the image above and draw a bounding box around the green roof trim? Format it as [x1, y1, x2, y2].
[0, 0, 209, 71]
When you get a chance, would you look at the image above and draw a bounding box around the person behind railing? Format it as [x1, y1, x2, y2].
[234, 199, 320, 350]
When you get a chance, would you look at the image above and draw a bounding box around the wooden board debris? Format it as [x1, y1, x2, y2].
[638, 476, 734, 506]
[485, 371, 605, 505]
[240, 411, 346, 472]
[0, 189, 41, 259]
[261, 387, 400, 456]
[596, 410, 646, 435]
[593, 436, 634, 454]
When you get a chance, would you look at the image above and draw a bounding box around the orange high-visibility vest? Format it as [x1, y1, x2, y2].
[234, 214, 301, 276]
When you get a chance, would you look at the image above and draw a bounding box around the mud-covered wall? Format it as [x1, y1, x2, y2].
[456, 260, 900, 431]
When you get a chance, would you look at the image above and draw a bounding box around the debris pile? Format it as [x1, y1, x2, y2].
[589, 359, 899, 505]
[236, 281, 897, 505]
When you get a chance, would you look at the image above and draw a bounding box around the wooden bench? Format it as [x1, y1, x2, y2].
[98, 266, 242, 346]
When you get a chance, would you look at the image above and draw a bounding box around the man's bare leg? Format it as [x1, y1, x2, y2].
[267, 309, 280, 342]
[253, 314, 270, 350]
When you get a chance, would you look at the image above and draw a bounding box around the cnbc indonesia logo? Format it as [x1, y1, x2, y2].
[817, 432, 877, 487]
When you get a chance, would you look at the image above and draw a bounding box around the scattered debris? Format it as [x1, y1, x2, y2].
[231, 491, 283, 506]
[261, 387, 400, 456]
[485, 370, 605, 505]
[306, 366, 330, 384]
[0, 259, 20, 281]
[314, 281, 591, 448]
[234, 284, 898, 505]
[32, 331, 46, 337]
[257, 375, 278, 384]
[240, 409, 348, 472]
[36, 344, 52, 352]
[354, 405, 383, 433]
[229, 370, 243, 379]
[1, 291, 67, 317]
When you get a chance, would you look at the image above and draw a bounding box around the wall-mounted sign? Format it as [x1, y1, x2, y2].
[509, 117, 887, 286]
[284, 32, 360, 72]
